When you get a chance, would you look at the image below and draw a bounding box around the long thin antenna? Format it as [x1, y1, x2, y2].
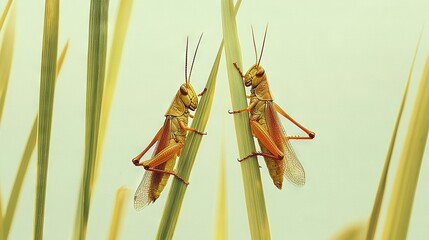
[185, 36, 189, 84]
[188, 33, 203, 83]
[258, 24, 268, 66]
[251, 25, 258, 64]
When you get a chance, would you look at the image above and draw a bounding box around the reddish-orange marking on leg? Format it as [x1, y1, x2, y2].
[250, 120, 284, 158]
[144, 168, 189, 185]
[142, 143, 183, 169]
[178, 120, 206, 135]
[233, 62, 245, 78]
[132, 126, 164, 166]
[273, 102, 315, 139]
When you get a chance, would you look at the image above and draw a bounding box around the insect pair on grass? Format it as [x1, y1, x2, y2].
[132, 28, 315, 210]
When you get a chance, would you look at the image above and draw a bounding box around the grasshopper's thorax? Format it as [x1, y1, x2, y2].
[246, 64, 273, 101]
[165, 83, 198, 117]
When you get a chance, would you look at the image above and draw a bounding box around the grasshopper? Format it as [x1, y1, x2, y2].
[132, 35, 206, 209]
[229, 27, 315, 189]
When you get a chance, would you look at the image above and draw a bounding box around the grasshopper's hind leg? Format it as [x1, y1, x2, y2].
[273, 102, 315, 139]
[141, 142, 189, 185]
[239, 120, 284, 162]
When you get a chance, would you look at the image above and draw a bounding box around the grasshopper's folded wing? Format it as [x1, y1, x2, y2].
[266, 102, 305, 186]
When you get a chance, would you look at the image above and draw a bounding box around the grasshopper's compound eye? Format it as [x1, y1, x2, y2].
[180, 85, 188, 95]
[256, 68, 265, 77]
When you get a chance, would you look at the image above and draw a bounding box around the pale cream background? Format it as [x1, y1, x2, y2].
[1, 0, 429, 239]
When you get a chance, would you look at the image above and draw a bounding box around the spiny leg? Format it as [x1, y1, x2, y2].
[239, 120, 284, 162]
[228, 101, 257, 114]
[179, 120, 207, 135]
[132, 126, 164, 166]
[198, 87, 207, 97]
[273, 102, 315, 139]
[141, 142, 188, 185]
[144, 168, 189, 185]
[233, 62, 245, 78]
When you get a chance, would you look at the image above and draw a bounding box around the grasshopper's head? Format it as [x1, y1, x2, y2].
[179, 83, 198, 111]
[244, 25, 268, 88]
[244, 64, 266, 88]
[180, 34, 203, 112]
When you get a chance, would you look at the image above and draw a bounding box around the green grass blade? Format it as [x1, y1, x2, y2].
[365, 33, 422, 240]
[221, 0, 271, 238]
[0, 0, 13, 32]
[155, 36, 224, 240]
[34, 0, 59, 238]
[382, 55, 429, 239]
[94, 0, 133, 185]
[0, 6, 15, 126]
[2, 42, 68, 240]
[214, 121, 227, 240]
[73, 0, 110, 239]
[108, 187, 130, 240]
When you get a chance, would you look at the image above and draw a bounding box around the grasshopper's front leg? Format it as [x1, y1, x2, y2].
[179, 120, 207, 135]
[228, 101, 257, 114]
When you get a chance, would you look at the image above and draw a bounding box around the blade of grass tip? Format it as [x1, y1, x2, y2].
[214, 116, 227, 240]
[156, 3, 242, 239]
[382, 55, 429, 239]
[0, 6, 15, 126]
[333, 222, 367, 240]
[155, 35, 224, 240]
[94, 0, 133, 187]
[2, 42, 68, 240]
[73, 0, 110, 239]
[221, 0, 271, 239]
[108, 187, 130, 240]
[365, 31, 422, 240]
[0, 0, 13, 32]
[34, 0, 59, 239]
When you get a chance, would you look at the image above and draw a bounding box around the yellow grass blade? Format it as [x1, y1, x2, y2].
[2, 42, 68, 240]
[0, 6, 15, 125]
[333, 222, 367, 240]
[108, 187, 130, 240]
[221, 0, 271, 238]
[0, 0, 13, 32]
[94, 0, 133, 186]
[0, 186, 3, 240]
[156, 34, 225, 239]
[34, 0, 59, 238]
[73, 1, 110, 239]
[365, 33, 422, 240]
[382, 55, 429, 239]
[214, 121, 227, 240]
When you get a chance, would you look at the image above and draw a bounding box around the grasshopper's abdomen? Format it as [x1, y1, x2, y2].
[251, 99, 285, 189]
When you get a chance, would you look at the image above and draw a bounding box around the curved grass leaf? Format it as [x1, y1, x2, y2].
[221, 0, 271, 238]
[73, 0, 110, 239]
[365, 32, 422, 240]
[156, 36, 225, 239]
[0, 6, 15, 126]
[94, 0, 133, 186]
[108, 187, 130, 240]
[34, 0, 59, 238]
[213, 120, 227, 240]
[382, 55, 429, 239]
[0, 0, 13, 33]
[2, 41, 68, 240]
